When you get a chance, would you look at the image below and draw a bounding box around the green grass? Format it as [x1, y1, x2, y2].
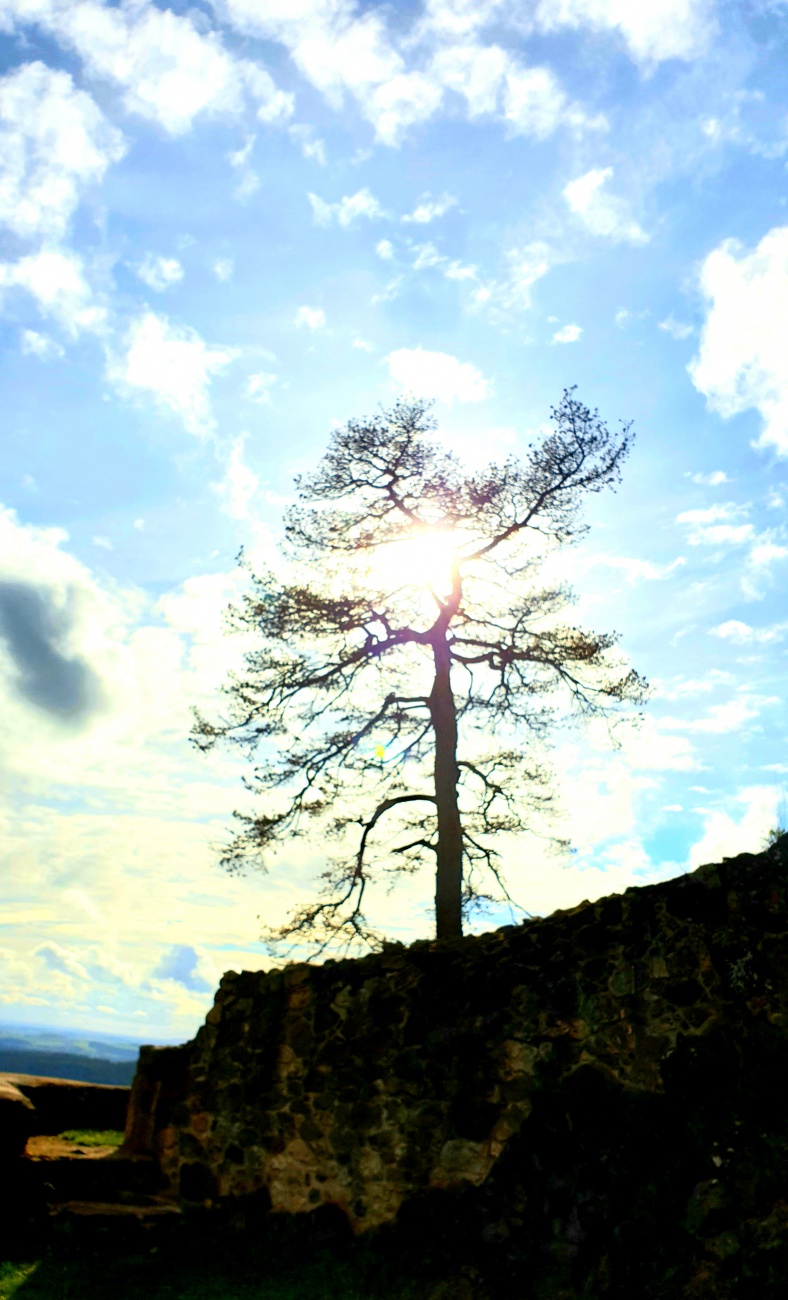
[0, 1262, 39, 1300]
[0, 1252, 432, 1300]
[56, 1130, 124, 1147]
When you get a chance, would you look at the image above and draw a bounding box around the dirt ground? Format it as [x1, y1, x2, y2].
[24, 1136, 117, 1160]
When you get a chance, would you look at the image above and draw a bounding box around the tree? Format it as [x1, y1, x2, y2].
[193, 390, 647, 949]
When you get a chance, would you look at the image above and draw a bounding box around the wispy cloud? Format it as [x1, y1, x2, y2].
[564, 168, 648, 244]
[402, 193, 457, 223]
[294, 305, 326, 330]
[135, 254, 183, 292]
[309, 188, 385, 227]
[552, 323, 582, 343]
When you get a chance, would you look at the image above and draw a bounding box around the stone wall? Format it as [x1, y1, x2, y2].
[125, 845, 788, 1249]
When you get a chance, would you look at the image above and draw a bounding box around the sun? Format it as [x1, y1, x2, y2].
[366, 526, 462, 597]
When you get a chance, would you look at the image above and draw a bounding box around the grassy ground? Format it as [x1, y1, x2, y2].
[0, 1263, 38, 1300]
[0, 1252, 436, 1300]
[55, 1130, 124, 1147]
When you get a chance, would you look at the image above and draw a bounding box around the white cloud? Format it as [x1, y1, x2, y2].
[0, 248, 106, 336]
[690, 470, 728, 485]
[699, 92, 788, 163]
[221, 2, 604, 145]
[502, 246, 551, 304]
[585, 553, 686, 583]
[295, 305, 325, 330]
[227, 134, 259, 200]
[689, 226, 788, 457]
[352, 337, 373, 351]
[4, 0, 292, 137]
[675, 501, 754, 547]
[564, 168, 648, 244]
[135, 253, 183, 292]
[431, 41, 602, 139]
[661, 696, 768, 734]
[221, 0, 442, 145]
[276, 6, 402, 104]
[35, 941, 90, 982]
[431, 42, 511, 117]
[245, 371, 277, 403]
[445, 260, 477, 281]
[0, 61, 125, 240]
[372, 276, 403, 304]
[0, 507, 279, 1034]
[659, 315, 694, 340]
[227, 135, 255, 169]
[711, 620, 785, 645]
[656, 670, 733, 700]
[211, 437, 259, 521]
[234, 170, 260, 201]
[552, 323, 582, 343]
[504, 64, 591, 139]
[376, 239, 395, 260]
[309, 187, 385, 227]
[421, 0, 505, 38]
[109, 311, 235, 437]
[412, 242, 446, 270]
[364, 71, 444, 146]
[747, 540, 788, 570]
[689, 786, 783, 869]
[213, 258, 234, 282]
[534, 0, 713, 65]
[386, 346, 490, 404]
[740, 535, 788, 598]
[20, 329, 64, 360]
[289, 124, 326, 164]
[402, 193, 457, 223]
[479, 241, 558, 315]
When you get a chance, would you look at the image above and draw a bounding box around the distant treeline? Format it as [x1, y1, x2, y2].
[0, 1049, 136, 1085]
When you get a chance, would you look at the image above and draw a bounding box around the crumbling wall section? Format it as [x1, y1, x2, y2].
[125, 847, 788, 1234]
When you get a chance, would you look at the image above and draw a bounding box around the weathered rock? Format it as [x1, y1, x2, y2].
[0, 1076, 35, 1160]
[125, 842, 788, 1295]
[0, 1074, 130, 1135]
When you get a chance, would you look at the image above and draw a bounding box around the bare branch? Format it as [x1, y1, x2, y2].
[195, 391, 645, 953]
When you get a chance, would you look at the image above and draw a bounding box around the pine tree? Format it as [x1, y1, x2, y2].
[194, 390, 646, 949]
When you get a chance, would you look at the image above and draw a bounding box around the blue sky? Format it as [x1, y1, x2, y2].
[0, 0, 786, 1041]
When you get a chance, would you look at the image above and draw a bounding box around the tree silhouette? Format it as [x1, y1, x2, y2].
[193, 391, 647, 949]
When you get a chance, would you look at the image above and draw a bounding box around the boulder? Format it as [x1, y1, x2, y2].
[0, 1076, 35, 1160]
[0, 1074, 129, 1135]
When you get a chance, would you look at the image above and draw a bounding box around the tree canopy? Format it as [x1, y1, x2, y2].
[194, 390, 647, 949]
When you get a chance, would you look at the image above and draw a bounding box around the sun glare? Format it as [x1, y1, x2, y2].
[367, 528, 461, 597]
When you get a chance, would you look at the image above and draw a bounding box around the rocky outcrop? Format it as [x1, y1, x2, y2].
[124, 843, 788, 1294]
[1, 1074, 129, 1135]
[0, 1077, 35, 1160]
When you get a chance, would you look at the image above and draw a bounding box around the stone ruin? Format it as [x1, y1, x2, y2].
[119, 842, 788, 1294]
[2, 843, 787, 1291]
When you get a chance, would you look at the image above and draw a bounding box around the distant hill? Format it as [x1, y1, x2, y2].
[0, 1049, 136, 1085]
[0, 1023, 173, 1086]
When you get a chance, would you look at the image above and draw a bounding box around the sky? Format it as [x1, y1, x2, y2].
[0, 0, 787, 1043]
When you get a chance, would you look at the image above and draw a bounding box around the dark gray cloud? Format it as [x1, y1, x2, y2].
[153, 944, 212, 992]
[0, 580, 104, 724]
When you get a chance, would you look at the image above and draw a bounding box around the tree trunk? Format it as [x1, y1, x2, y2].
[430, 632, 463, 940]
